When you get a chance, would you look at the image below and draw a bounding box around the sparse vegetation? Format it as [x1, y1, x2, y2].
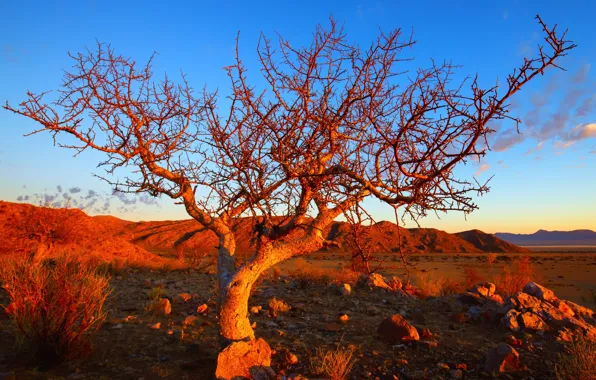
[268, 297, 291, 316]
[493, 256, 535, 296]
[147, 287, 168, 301]
[310, 344, 356, 380]
[0, 256, 110, 368]
[289, 259, 360, 288]
[555, 334, 596, 380]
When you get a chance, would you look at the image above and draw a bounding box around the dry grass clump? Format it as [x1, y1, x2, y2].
[555, 334, 596, 380]
[289, 259, 360, 288]
[268, 297, 291, 316]
[493, 256, 535, 296]
[310, 344, 356, 380]
[414, 273, 466, 298]
[0, 255, 110, 368]
[147, 287, 168, 301]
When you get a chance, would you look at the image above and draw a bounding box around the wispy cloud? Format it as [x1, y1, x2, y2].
[475, 163, 490, 176]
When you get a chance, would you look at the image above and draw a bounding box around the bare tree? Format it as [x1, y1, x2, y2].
[4, 16, 574, 378]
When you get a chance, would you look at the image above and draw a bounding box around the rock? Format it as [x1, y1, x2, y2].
[377, 315, 420, 344]
[485, 342, 519, 373]
[248, 366, 276, 380]
[174, 293, 192, 304]
[487, 294, 504, 306]
[420, 327, 433, 339]
[149, 322, 161, 330]
[466, 306, 483, 319]
[285, 353, 299, 365]
[449, 369, 463, 379]
[338, 313, 349, 323]
[565, 300, 594, 320]
[339, 283, 352, 296]
[469, 282, 496, 298]
[366, 273, 392, 290]
[197, 304, 208, 314]
[418, 340, 438, 350]
[502, 309, 521, 332]
[149, 298, 171, 316]
[437, 362, 449, 370]
[250, 306, 262, 314]
[215, 338, 272, 379]
[458, 292, 484, 305]
[182, 315, 199, 327]
[552, 299, 575, 318]
[523, 282, 556, 303]
[519, 312, 546, 331]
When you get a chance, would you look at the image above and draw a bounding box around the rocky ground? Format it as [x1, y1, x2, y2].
[1, 265, 594, 380]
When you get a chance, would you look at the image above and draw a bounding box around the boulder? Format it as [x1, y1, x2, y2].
[366, 273, 392, 290]
[485, 342, 520, 373]
[508, 292, 542, 310]
[377, 314, 420, 344]
[519, 312, 546, 331]
[248, 366, 276, 380]
[469, 282, 496, 298]
[523, 282, 556, 303]
[552, 299, 575, 318]
[215, 338, 272, 379]
[487, 294, 504, 306]
[502, 309, 521, 332]
[458, 292, 484, 305]
[565, 300, 595, 320]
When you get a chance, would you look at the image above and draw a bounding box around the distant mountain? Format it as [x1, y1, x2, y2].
[495, 229, 596, 246]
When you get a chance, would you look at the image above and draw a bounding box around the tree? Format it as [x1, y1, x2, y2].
[4, 16, 574, 378]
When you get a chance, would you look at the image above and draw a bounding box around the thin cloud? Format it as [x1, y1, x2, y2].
[475, 163, 490, 176]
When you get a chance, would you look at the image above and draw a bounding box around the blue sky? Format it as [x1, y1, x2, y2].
[0, 0, 594, 233]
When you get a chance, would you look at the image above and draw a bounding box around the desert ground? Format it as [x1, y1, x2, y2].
[2, 250, 596, 380]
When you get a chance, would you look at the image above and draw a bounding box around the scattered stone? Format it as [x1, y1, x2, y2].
[215, 338, 272, 379]
[377, 315, 420, 344]
[248, 366, 276, 380]
[174, 293, 192, 304]
[197, 304, 208, 314]
[150, 322, 161, 330]
[338, 313, 349, 323]
[182, 315, 199, 327]
[420, 327, 433, 339]
[437, 362, 449, 370]
[485, 342, 519, 373]
[285, 352, 299, 365]
[149, 298, 171, 316]
[339, 283, 352, 296]
[250, 306, 262, 314]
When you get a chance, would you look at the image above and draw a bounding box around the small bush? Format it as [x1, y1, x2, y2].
[414, 273, 464, 298]
[147, 287, 167, 301]
[0, 256, 110, 367]
[463, 267, 485, 289]
[555, 334, 596, 380]
[289, 259, 360, 288]
[493, 256, 535, 296]
[268, 297, 290, 316]
[310, 344, 356, 380]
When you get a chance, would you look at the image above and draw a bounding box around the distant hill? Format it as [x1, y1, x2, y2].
[456, 230, 531, 253]
[495, 229, 596, 246]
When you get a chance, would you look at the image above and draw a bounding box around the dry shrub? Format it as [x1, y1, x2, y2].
[147, 287, 167, 301]
[414, 273, 465, 298]
[289, 259, 360, 288]
[463, 267, 485, 289]
[268, 297, 290, 316]
[0, 255, 110, 368]
[174, 245, 214, 272]
[310, 344, 356, 380]
[555, 334, 596, 380]
[493, 256, 535, 296]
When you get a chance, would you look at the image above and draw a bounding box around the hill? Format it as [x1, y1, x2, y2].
[0, 201, 172, 268]
[455, 230, 531, 253]
[495, 229, 596, 246]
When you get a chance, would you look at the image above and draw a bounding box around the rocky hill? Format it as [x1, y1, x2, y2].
[456, 230, 531, 253]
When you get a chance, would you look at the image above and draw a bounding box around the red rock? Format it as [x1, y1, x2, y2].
[197, 304, 208, 314]
[485, 342, 519, 373]
[377, 315, 420, 344]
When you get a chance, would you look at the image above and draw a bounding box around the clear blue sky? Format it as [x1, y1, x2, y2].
[1, 0, 594, 233]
